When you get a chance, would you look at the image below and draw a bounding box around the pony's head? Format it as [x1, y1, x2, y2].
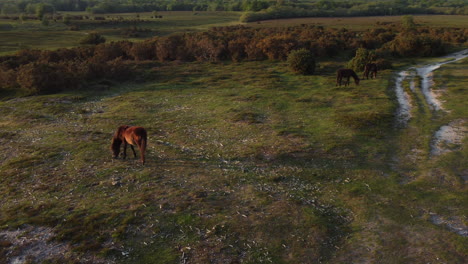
[111, 125, 129, 158]
[111, 137, 122, 158]
[354, 77, 360, 85]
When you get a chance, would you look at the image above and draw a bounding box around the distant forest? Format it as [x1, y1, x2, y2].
[0, 0, 467, 18]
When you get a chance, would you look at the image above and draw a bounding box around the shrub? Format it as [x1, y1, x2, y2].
[0, 68, 18, 90]
[287, 49, 316, 75]
[79, 33, 106, 45]
[227, 38, 249, 62]
[130, 41, 155, 61]
[258, 35, 299, 61]
[16, 63, 66, 95]
[93, 41, 131, 61]
[105, 58, 133, 81]
[347, 48, 376, 72]
[155, 34, 191, 61]
[383, 33, 446, 57]
[186, 34, 226, 62]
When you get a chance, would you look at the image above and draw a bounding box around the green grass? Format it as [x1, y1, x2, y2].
[0, 55, 466, 263]
[249, 14, 468, 30]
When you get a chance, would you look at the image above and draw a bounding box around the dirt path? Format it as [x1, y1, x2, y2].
[393, 49, 468, 237]
[394, 49, 468, 126]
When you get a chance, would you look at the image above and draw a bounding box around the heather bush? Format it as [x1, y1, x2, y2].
[347, 48, 377, 72]
[130, 41, 156, 61]
[16, 63, 66, 95]
[382, 32, 447, 57]
[0, 68, 18, 90]
[287, 49, 316, 75]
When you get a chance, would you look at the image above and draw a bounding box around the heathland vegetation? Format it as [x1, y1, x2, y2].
[1, 15, 466, 96]
[0, 3, 467, 264]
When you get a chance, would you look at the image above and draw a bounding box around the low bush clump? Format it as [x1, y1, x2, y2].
[16, 63, 67, 95]
[79, 33, 106, 45]
[287, 49, 316, 75]
[347, 48, 377, 72]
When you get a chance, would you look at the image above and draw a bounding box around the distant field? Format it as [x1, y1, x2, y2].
[251, 15, 468, 30]
[0, 12, 467, 55]
[0, 11, 241, 55]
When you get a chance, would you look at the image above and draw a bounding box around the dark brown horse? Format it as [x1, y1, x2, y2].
[111, 125, 147, 164]
[363, 63, 378, 79]
[336, 69, 360, 86]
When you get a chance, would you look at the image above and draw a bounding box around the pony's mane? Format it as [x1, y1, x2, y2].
[114, 125, 130, 139]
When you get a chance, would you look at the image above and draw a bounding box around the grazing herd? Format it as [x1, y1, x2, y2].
[111, 63, 379, 164]
[336, 63, 378, 86]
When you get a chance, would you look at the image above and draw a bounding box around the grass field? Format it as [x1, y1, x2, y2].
[0, 54, 467, 263]
[252, 14, 468, 29]
[0, 11, 242, 55]
[0, 12, 467, 264]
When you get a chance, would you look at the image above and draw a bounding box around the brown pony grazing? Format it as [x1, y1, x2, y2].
[111, 125, 147, 164]
[363, 63, 378, 79]
[336, 69, 360, 86]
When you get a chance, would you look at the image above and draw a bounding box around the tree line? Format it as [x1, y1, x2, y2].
[0, 0, 466, 16]
[0, 22, 466, 96]
[0, 0, 271, 14]
[241, 1, 467, 22]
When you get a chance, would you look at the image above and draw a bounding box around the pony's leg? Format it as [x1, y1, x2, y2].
[138, 144, 145, 164]
[130, 145, 137, 158]
[123, 142, 128, 159]
[138, 137, 147, 165]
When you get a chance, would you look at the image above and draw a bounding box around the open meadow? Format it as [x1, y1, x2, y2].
[0, 11, 467, 264]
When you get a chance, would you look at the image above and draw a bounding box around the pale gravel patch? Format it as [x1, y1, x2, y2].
[429, 214, 468, 237]
[430, 119, 467, 157]
[416, 65, 444, 111]
[0, 225, 115, 264]
[394, 70, 413, 125]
